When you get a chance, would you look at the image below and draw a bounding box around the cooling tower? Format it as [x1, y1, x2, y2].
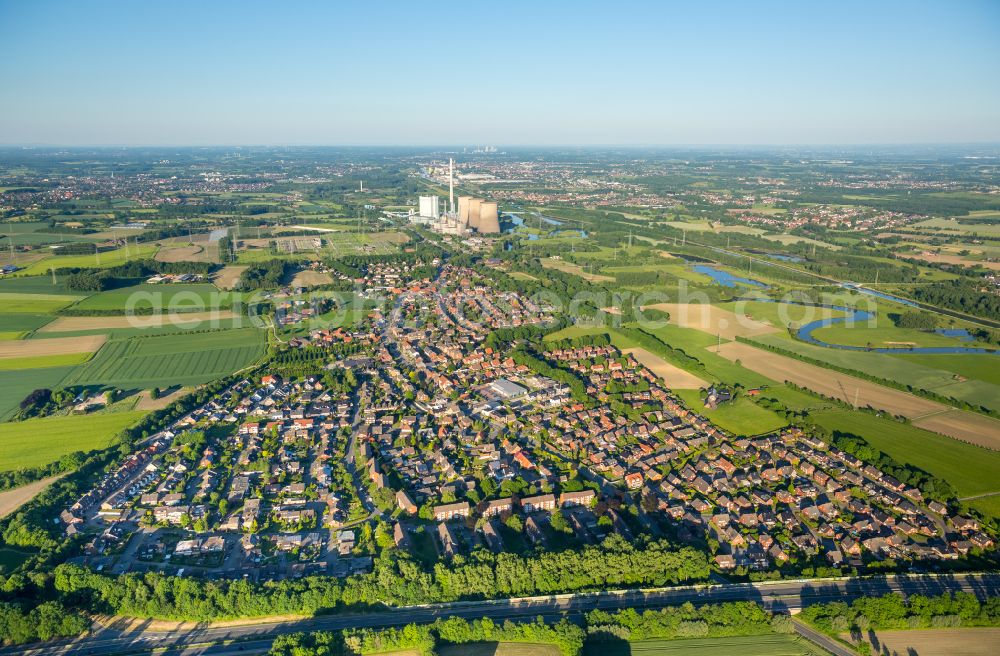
[458, 196, 473, 225]
[468, 198, 483, 229]
[477, 201, 500, 234]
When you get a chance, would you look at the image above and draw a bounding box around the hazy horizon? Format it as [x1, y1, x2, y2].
[2, 0, 998, 146]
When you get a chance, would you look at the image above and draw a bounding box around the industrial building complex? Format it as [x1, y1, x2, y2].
[415, 159, 500, 234]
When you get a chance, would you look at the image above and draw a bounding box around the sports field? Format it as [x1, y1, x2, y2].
[0, 411, 147, 471]
[61, 328, 266, 389]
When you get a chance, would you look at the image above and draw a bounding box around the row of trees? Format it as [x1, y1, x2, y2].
[271, 602, 790, 656]
[0, 601, 90, 646]
[801, 591, 1000, 634]
[50, 537, 708, 622]
[585, 601, 792, 642]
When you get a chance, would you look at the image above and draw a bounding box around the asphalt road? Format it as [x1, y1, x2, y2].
[11, 572, 998, 656]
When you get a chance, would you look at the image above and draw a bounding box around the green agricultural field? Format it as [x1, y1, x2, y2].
[0, 275, 81, 294]
[755, 384, 832, 413]
[912, 217, 1000, 237]
[762, 234, 842, 250]
[61, 327, 266, 390]
[0, 411, 147, 471]
[0, 352, 92, 371]
[674, 389, 787, 436]
[14, 243, 159, 276]
[0, 292, 83, 313]
[70, 283, 239, 313]
[31, 317, 254, 340]
[892, 353, 1000, 387]
[753, 333, 1000, 413]
[808, 409, 1000, 510]
[584, 633, 827, 656]
[0, 366, 79, 421]
[0, 312, 54, 334]
[439, 643, 560, 656]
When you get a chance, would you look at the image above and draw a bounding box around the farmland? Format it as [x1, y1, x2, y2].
[68, 283, 239, 313]
[0, 366, 79, 421]
[14, 243, 160, 276]
[584, 634, 827, 656]
[0, 411, 147, 471]
[0, 352, 93, 371]
[0, 292, 82, 313]
[675, 389, 788, 436]
[60, 328, 267, 389]
[438, 643, 561, 656]
[37, 310, 243, 334]
[852, 627, 1000, 656]
[0, 334, 106, 358]
[809, 409, 1000, 514]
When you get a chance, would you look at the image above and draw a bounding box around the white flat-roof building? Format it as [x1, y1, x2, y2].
[419, 195, 440, 219]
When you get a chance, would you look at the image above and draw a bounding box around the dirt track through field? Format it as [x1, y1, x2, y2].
[643, 303, 779, 340]
[623, 347, 707, 389]
[0, 474, 66, 519]
[37, 311, 240, 333]
[714, 341, 1000, 447]
[0, 334, 106, 357]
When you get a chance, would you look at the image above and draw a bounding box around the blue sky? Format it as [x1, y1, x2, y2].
[1, 0, 998, 145]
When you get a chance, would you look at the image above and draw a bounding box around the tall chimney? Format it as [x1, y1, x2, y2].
[448, 158, 454, 213]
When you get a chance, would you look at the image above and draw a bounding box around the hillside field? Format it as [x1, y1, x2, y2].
[0, 411, 147, 471]
[14, 244, 159, 276]
[68, 283, 239, 312]
[60, 327, 266, 389]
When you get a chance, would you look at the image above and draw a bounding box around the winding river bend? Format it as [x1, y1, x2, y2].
[741, 298, 1000, 356]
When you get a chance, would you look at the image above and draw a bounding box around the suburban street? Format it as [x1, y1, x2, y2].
[10, 572, 998, 656]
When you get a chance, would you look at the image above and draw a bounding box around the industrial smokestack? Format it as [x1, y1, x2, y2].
[448, 158, 454, 213]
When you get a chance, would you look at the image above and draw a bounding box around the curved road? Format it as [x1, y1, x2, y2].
[11, 572, 998, 656]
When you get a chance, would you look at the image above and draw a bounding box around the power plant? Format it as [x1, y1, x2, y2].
[416, 159, 500, 235]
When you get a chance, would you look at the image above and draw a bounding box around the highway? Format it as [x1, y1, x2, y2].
[10, 572, 998, 656]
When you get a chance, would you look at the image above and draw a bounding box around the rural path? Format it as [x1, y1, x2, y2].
[792, 618, 856, 656]
[0, 473, 67, 519]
